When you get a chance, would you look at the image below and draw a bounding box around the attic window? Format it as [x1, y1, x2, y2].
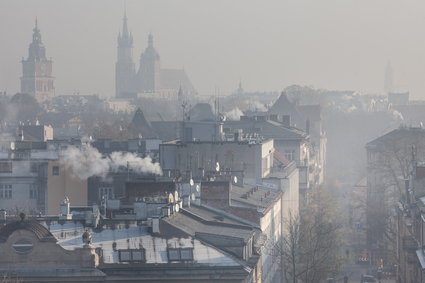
[168, 248, 193, 262]
[118, 249, 146, 263]
[13, 239, 33, 254]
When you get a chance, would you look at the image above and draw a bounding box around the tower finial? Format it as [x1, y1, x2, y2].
[148, 33, 153, 47]
[35, 17, 38, 29]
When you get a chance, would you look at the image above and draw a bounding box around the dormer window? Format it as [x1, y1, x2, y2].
[13, 239, 33, 254]
[167, 248, 193, 262]
[118, 249, 146, 263]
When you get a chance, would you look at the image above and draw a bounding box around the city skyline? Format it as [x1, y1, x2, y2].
[1, 0, 425, 97]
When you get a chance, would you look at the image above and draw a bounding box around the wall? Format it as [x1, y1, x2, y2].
[0, 160, 39, 213]
[160, 140, 274, 181]
[47, 161, 87, 215]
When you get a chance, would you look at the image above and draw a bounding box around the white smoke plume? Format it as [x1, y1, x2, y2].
[225, 107, 244, 121]
[250, 101, 268, 112]
[60, 144, 162, 180]
[109, 151, 162, 175]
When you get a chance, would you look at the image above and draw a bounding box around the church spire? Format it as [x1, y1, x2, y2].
[122, 11, 129, 38]
[148, 33, 154, 48]
[118, 11, 132, 47]
[32, 17, 42, 44]
[27, 18, 46, 61]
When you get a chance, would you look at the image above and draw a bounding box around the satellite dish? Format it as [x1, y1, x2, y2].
[189, 179, 194, 186]
[195, 185, 200, 192]
[10, 142, 15, 151]
[216, 162, 220, 172]
[233, 176, 238, 184]
[191, 193, 196, 201]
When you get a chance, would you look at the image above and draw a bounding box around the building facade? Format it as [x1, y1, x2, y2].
[159, 139, 274, 182]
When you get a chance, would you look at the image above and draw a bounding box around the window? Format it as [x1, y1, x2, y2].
[167, 248, 193, 262]
[29, 184, 37, 199]
[168, 248, 180, 261]
[52, 166, 59, 176]
[118, 249, 145, 262]
[30, 162, 39, 174]
[0, 184, 12, 199]
[13, 239, 33, 254]
[180, 248, 193, 260]
[14, 152, 29, 159]
[99, 187, 114, 200]
[284, 150, 295, 161]
[0, 162, 12, 173]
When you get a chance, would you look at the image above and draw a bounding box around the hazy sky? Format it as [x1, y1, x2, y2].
[1, 0, 425, 98]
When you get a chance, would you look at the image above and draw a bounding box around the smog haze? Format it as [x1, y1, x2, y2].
[1, 0, 425, 97]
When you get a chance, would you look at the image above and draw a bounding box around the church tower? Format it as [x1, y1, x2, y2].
[20, 19, 55, 101]
[115, 12, 136, 98]
[137, 34, 161, 93]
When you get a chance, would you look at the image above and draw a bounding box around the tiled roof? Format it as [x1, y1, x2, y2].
[160, 69, 197, 95]
[188, 103, 216, 121]
[225, 119, 307, 140]
[163, 207, 254, 241]
[366, 127, 425, 148]
[0, 220, 57, 242]
[230, 184, 282, 212]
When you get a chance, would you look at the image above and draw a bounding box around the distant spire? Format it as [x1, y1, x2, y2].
[148, 33, 153, 48]
[236, 79, 244, 95]
[384, 61, 394, 94]
[32, 17, 41, 43]
[118, 10, 132, 47]
[122, 11, 129, 36]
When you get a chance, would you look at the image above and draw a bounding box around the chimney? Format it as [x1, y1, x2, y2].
[152, 217, 160, 234]
[59, 197, 72, 220]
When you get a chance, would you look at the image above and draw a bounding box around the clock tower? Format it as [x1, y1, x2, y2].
[20, 19, 55, 101]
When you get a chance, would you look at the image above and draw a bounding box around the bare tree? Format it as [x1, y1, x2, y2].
[274, 186, 343, 283]
[366, 130, 425, 263]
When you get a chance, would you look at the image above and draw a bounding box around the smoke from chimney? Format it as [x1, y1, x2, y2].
[59, 144, 162, 180]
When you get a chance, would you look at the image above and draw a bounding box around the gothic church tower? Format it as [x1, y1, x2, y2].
[137, 34, 161, 93]
[115, 12, 136, 98]
[21, 19, 55, 101]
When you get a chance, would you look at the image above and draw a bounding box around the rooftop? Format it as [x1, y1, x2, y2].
[231, 184, 282, 213]
[52, 223, 241, 267]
